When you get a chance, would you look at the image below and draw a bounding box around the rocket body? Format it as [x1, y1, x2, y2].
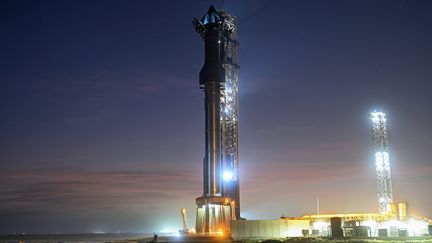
[203, 80, 223, 196]
[199, 13, 225, 197]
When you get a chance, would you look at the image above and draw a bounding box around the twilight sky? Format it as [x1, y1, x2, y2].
[1, 0, 432, 234]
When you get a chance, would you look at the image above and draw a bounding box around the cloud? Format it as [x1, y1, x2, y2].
[0, 169, 200, 212]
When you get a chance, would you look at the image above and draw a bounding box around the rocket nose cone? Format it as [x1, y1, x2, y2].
[208, 5, 217, 14]
[200, 5, 222, 25]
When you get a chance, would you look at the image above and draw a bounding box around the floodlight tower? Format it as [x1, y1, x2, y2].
[369, 111, 394, 213]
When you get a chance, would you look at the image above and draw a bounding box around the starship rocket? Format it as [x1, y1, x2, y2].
[199, 6, 225, 197]
[193, 5, 234, 234]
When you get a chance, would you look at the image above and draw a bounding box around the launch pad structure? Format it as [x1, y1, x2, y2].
[186, 4, 432, 239]
[192, 6, 240, 235]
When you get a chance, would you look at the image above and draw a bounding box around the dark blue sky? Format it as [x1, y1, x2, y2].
[1, 0, 431, 234]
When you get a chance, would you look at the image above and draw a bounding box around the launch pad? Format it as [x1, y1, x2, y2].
[195, 197, 235, 235]
[186, 4, 431, 240]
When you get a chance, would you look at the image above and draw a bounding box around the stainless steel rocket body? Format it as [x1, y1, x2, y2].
[204, 81, 222, 196]
[199, 20, 225, 197]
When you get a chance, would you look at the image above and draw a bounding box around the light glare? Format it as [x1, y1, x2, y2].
[223, 171, 233, 181]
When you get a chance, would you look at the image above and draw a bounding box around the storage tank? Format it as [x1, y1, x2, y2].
[398, 229, 408, 237]
[397, 202, 408, 221]
[330, 217, 343, 237]
[378, 228, 388, 237]
[354, 226, 369, 237]
[388, 203, 397, 218]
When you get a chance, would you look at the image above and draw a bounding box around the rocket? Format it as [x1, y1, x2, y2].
[193, 6, 238, 234]
[193, 6, 225, 197]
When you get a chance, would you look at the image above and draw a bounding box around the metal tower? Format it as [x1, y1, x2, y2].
[220, 10, 240, 220]
[369, 111, 393, 213]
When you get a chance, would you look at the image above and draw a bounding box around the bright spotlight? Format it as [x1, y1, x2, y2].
[223, 171, 233, 181]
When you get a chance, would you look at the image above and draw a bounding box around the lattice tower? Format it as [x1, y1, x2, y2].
[369, 111, 393, 213]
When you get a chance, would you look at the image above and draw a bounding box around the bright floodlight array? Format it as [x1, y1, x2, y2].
[369, 111, 394, 213]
